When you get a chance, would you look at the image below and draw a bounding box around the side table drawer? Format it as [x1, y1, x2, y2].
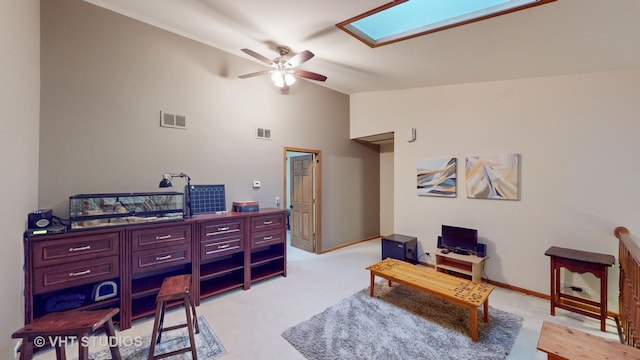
[201, 236, 243, 260]
[33, 255, 119, 294]
[130, 224, 191, 251]
[132, 244, 191, 274]
[251, 230, 284, 248]
[33, 232, 120, 268]
[251, 214, 284, 232]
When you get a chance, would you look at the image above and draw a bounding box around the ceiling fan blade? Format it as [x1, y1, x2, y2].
[287, 50, 314, 68]
[238, 69, 271, 79]
[241, 48, 274, 66]
[294, 69, 327, 82]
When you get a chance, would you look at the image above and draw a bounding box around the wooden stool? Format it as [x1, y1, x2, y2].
[11, 308, 121, 360]
[148, 274, 199, 360]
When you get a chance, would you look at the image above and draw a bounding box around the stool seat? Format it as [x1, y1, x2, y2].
[149, 274, 199, 360]
[12, 308, 121, 360]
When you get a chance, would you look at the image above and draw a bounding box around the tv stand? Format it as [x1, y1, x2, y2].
[433, 248, 487, 283]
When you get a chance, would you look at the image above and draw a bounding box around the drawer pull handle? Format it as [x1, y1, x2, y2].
[68, 245, 91, 252]
[263, 236, 273, 241]
[69, 269, 91, 277]
[155, 235, 172, 240]
[263, 221, 273, 225]
[156, 254, 172, 261]
[218, 244, 231, 249]
[218, 227, 230, 231]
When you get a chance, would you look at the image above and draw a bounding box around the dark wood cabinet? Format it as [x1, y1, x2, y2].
[24, 228, 124, 326]
[249, 213, 287, 284]
[127, 222, 193, 327]
[197, 216, 246, 301]
[23, 208, 286, 330]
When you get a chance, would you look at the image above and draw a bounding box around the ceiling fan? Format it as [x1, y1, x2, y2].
[238, 46, 327, 93]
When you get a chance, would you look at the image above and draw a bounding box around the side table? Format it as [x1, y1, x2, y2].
[545, 246, 615, 331]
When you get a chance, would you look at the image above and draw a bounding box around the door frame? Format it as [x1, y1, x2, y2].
[283, 147, 322, 253]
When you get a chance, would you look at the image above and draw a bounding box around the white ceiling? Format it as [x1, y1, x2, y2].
[84, 0, 640, 95]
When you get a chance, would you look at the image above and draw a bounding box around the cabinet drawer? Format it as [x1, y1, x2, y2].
[33, 232, 120, 268]
[132, 244, 191, 274]
[130, 224, 191, 251]
[251, 214, 284, 232]
[251, 230, 284, 248]
[33, 255, 119, 294]
[200, 219, 243, 241]
[201, 236, 243, 260]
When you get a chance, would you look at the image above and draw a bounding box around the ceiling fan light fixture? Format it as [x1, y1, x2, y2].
[271, 70, 285, 88]
[284, 72, 296, 86]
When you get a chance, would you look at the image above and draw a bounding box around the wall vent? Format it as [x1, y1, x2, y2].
[160, 111, 187, 129]
[256, 127, 272, 140]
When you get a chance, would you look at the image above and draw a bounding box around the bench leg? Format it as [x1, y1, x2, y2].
[370, 272, 374, 297]
[483, 299, 489, 323]
[470, 307, 478, 342]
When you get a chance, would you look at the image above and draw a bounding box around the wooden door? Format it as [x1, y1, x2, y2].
[290, 154, 315, 252]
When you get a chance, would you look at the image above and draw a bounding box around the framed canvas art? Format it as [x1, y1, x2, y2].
[417, 157, 456, 197]
[465, 153, 520, 200]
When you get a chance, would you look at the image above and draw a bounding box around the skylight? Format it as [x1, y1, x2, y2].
[336, 0, 556, 47]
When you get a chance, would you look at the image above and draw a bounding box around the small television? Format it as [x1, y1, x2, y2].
[440, 225, 478, 255]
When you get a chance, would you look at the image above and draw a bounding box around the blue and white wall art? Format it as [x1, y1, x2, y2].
[417, 157, 457, 197]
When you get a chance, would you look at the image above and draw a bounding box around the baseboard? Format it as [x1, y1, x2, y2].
[319, 235, 381, 254]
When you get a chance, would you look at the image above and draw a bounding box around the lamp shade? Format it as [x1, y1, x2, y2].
[159, 178, 172, 188]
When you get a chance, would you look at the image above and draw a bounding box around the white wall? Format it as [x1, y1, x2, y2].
[0, 0, 40, 355]
[351, 69, 640, 311]
[379, 143, 394, 236]
[40, 0, 380, 251]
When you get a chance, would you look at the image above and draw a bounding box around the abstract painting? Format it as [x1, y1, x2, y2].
[465, 154, 520, 200]
[417, 157, 456, 197]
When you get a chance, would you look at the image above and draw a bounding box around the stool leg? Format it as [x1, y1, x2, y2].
[156, 301, 167, 344]
[184, 296, 198, 360]
[55, 343, 66, 360]
[190, 295, 199, 334]
[148, 301, 164, 360]
[78, 332, 89, 360]
[19, 338, 33, 360]
[103, 318, 122, 360]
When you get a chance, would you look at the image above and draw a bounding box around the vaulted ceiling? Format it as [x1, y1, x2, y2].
[85, 0, 640, 94]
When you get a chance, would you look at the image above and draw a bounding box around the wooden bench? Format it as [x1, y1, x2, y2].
[537, 321, 640, 359]
[366, 258, 493, 341]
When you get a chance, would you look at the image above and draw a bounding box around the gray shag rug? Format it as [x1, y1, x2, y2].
[282, 282, 523, 360]
[90, 316, 227, 360]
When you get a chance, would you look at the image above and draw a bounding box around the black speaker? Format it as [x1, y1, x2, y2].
[381, 234, 418, 264]
[28, 209, 52, 229]
[476, 243, 486, 258]
[437, 235, 442, 248]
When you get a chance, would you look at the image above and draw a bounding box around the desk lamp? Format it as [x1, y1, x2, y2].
[159, 172, 192, 218]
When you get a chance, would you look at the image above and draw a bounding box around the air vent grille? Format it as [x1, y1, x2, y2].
[160, 111, 187, 129]
[256, 127, 272, 140]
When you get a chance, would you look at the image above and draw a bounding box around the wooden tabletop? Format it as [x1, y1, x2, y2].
[367, 258, 493, 307]
[537, 321, 640, 360]
[545, 246, 615, 266]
